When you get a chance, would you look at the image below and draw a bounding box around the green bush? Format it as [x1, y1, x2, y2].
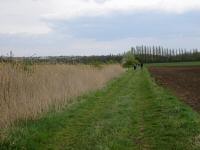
[90, 61, 103, 69]
[122, 51, 139, 68]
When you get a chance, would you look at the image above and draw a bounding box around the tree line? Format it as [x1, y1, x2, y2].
[0, 54, 123, 65]
[1, 46, 200, 65]
[131, 46, 200, 63]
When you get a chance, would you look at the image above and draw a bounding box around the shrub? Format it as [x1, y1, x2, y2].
[122, 51, 139, 68]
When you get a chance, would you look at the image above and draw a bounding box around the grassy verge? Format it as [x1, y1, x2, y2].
[147, 61, 200, 67]
[1, 69, 200, 149]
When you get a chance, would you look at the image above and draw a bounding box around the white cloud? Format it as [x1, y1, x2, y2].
[0, 0, 51, 34]
[42, 0, 200, 20]
[1, 0, 200, 34]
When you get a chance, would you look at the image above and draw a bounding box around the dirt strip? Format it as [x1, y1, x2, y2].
[149, 66, 200, 111]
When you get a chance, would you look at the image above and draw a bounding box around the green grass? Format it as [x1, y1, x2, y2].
[1, 69, 200, 149]
[147, 61, 200, 67]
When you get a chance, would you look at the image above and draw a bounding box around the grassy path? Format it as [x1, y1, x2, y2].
[2, 69, 200, 149]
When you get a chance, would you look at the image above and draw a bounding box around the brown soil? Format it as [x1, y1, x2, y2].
[148, 66, 200, 111]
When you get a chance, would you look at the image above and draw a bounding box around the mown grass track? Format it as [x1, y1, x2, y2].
[1, 69, 200, 150]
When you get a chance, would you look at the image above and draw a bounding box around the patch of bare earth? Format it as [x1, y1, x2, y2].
[149, 66, 200, 112]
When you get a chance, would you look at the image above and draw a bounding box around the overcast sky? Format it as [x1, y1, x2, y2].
[0, 0, 200, 56]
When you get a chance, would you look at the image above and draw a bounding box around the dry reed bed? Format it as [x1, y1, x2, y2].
[0, 64, 124, 129]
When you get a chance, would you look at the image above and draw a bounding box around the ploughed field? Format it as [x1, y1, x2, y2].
[149, 66, 200, 111]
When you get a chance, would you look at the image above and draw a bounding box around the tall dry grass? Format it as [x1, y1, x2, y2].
[0, 63, 124, 129]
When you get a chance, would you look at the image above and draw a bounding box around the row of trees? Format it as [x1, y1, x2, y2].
[1, 46, 200, 65]
[131, 46, 200, 63]
[0, 54, 123, 65]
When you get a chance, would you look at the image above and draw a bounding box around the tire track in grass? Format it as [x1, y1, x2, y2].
[43, 71, 136, 150]
[132, 69, 200, 150]
[2, 71, 139, 150]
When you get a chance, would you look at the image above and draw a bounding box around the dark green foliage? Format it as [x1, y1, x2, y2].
[90, 60, 103, 68]
[131, 46, 200, 63]
[1, 46, 199, 65]
[0, 55, 123, 65]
